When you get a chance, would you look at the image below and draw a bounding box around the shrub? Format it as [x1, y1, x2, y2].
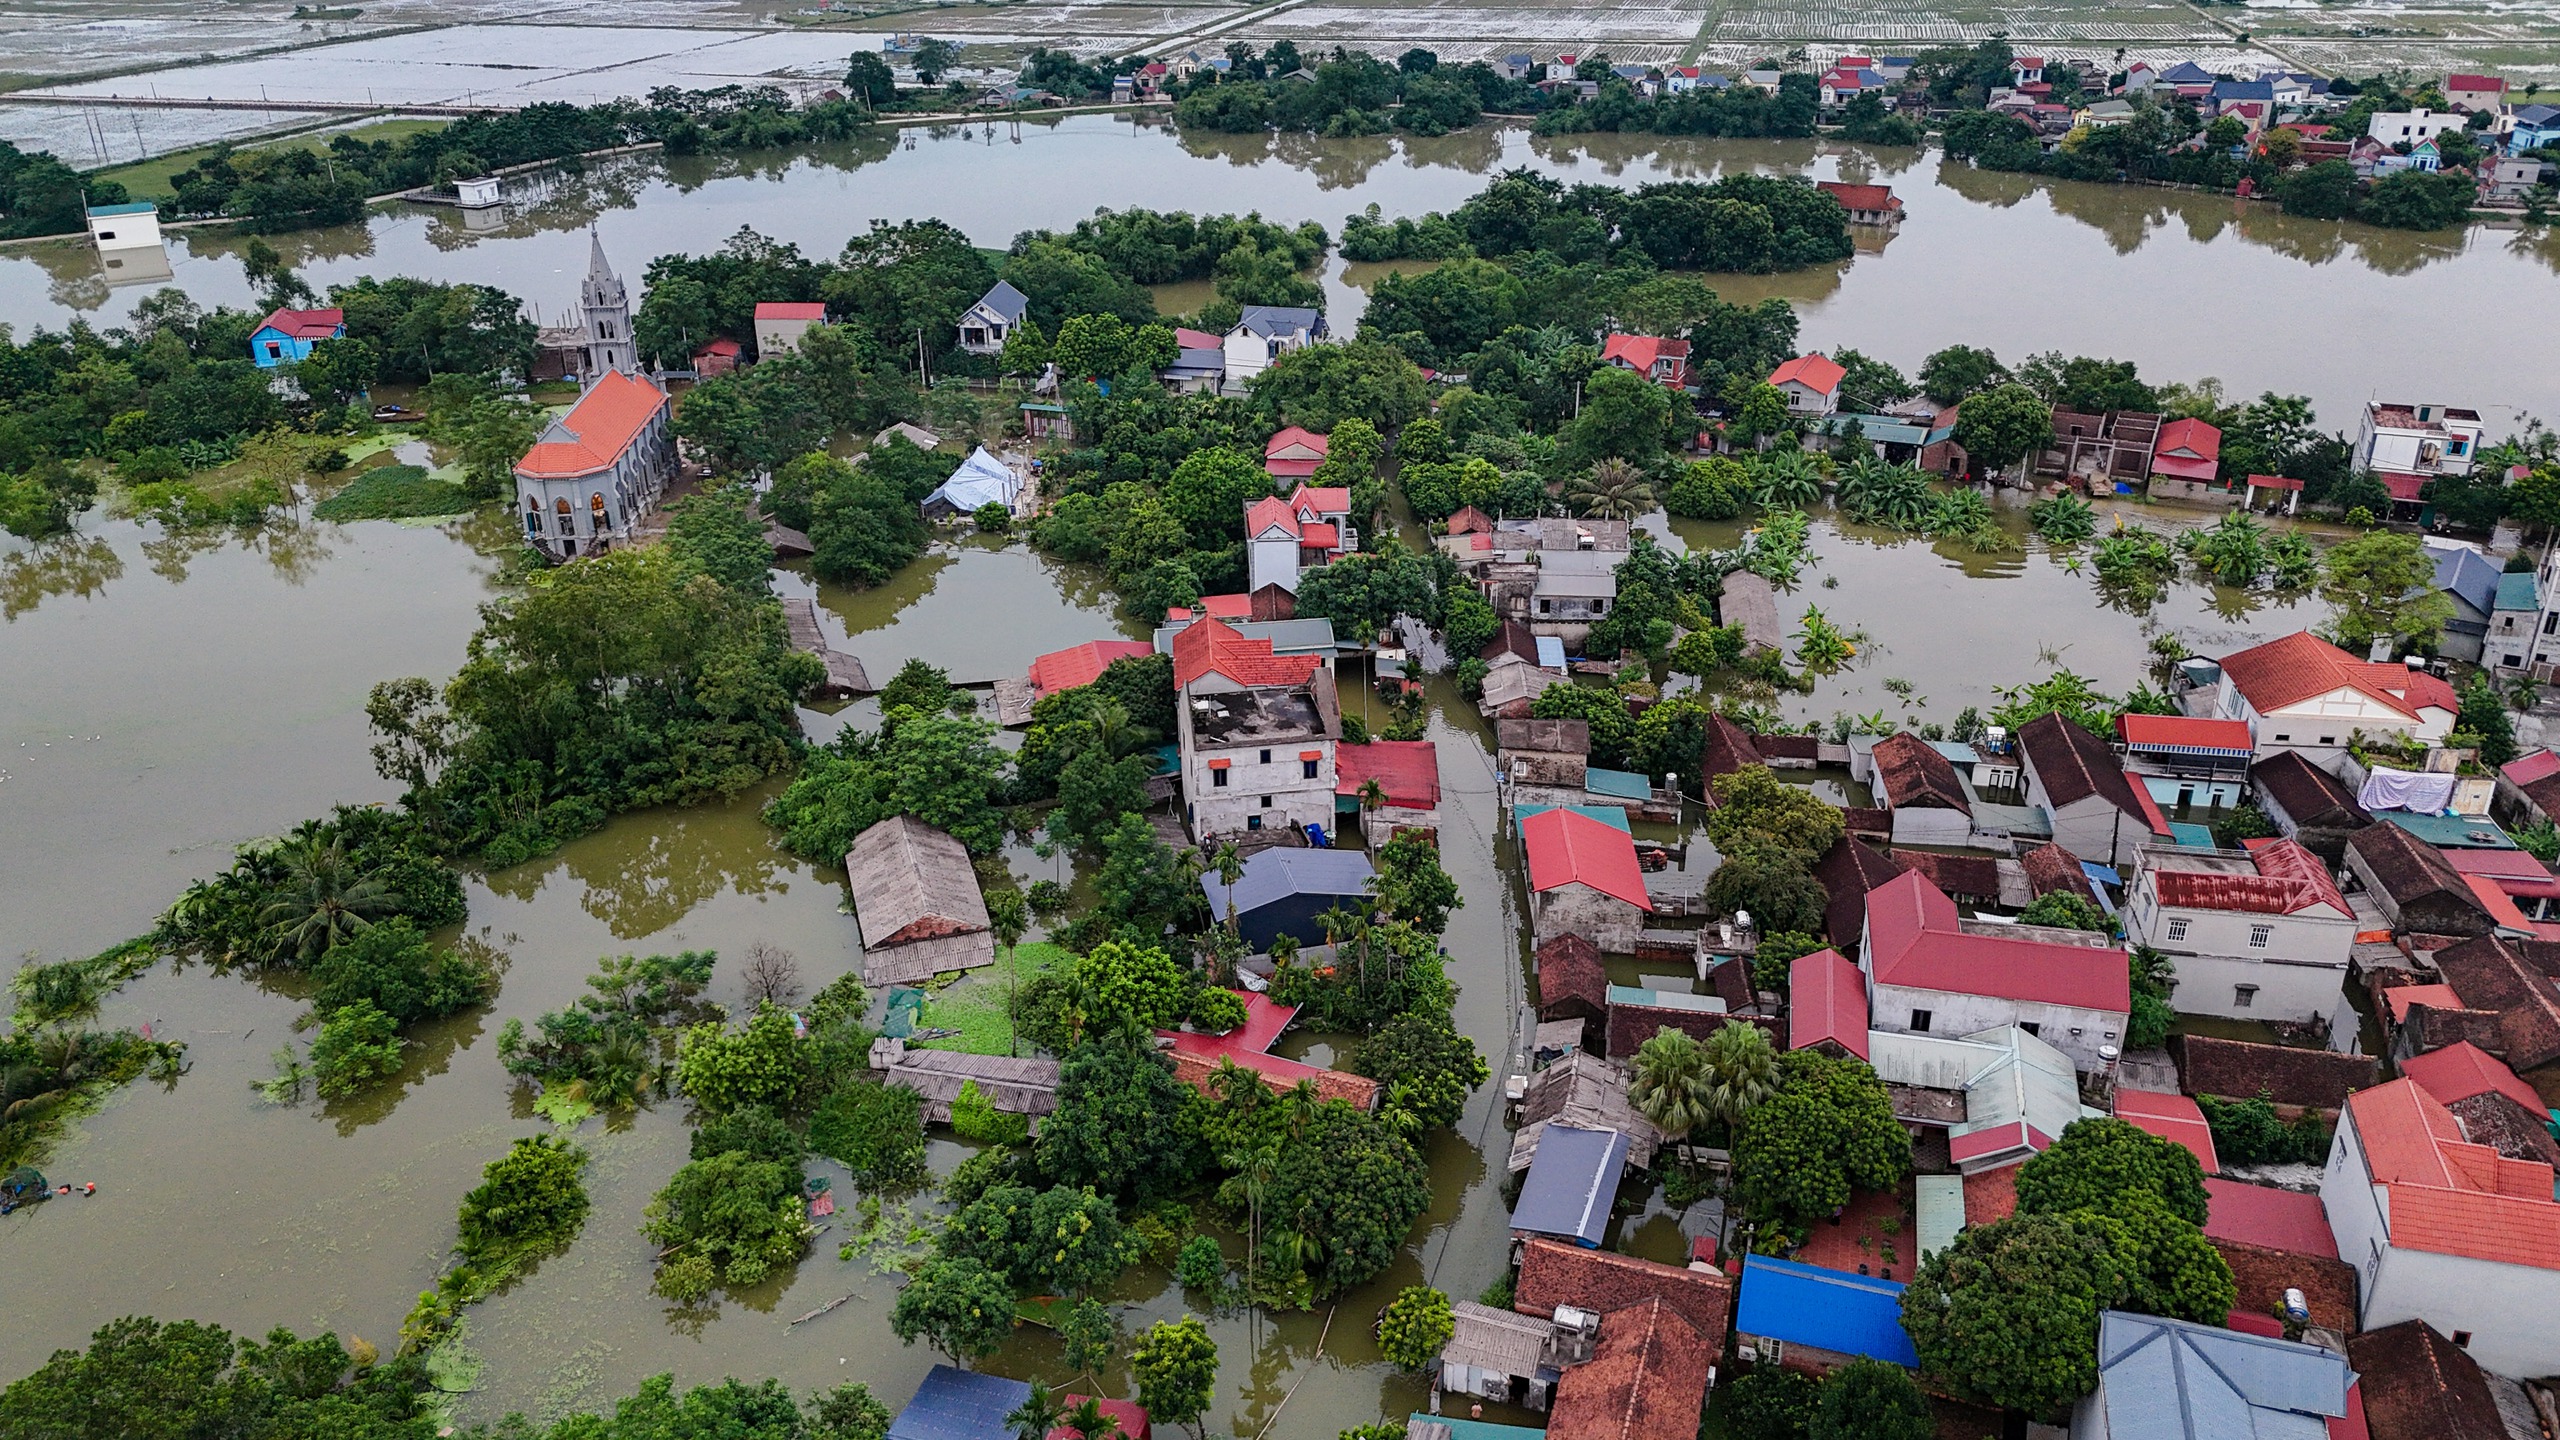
[456, 1134, 590, 1271]
[310, 1001, 403, 1099]
[1188, 988, 1247, 1035]
[691, 1104, 803, 1167]
[1377, 1286, 1454, 1370]
[1175, 1234, 1225, 1290]
[807, 1081, 927, 1185]
[949, 1078, 1029, 1147]
[642, 1149, 810, 1296]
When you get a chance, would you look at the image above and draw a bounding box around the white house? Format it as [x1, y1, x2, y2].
[2356, 400, 2485, 481]
[1244, 484, 1354, 594]
[84, 200, 161, 252]
[956, 280, 1029, 356]
[2366, 107, 2467, 146]
[2121, 841, 2356, 1022]
[753, 301, 827, 358]
[1859, 869, 2131, 1073]
[1223, 305, 1326, 393]
[2016, 712, 2171, 868]
[2321, 1077, 2560, 1379]
[1172, 617, 1340, 840]
[1767, 353, 1846, 417]
[2199, 630, 2458, 762]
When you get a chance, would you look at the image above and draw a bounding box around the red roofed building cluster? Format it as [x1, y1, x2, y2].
[1859, 869, 2131, 1072]
[1245, 475, 1356, 595]
[1523, 806, 1653, 952]
[2124, 838, 2357, 1022]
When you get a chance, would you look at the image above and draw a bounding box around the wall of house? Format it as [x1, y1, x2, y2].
[2367, 1235, 2560, 1379]
[2150, 477, 2236, 505]
[1532, 885, 1644, 953]
[1249, 534, 1300, 593]
[1183, 738, 1335, 840]
[2123, 886, 2354, 1021]
[756, 318, 817, 357]
[2134, 772, 2245, 810]
[2039, 793, 2143, 868]
[2165, 948, 2349, 1022]
[1866, 980, 2127, 1072]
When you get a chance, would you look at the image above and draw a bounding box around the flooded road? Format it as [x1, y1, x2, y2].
[8, 116, 2560, 428]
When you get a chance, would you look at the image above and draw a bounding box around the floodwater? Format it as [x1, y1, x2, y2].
[6, 115, 2560, 427]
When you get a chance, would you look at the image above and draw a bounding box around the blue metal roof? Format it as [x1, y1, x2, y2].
[1535, 635, 1567, 669]
[2375, 810, 2515, 849]
[1513, 803, 1630, 832]
[2498, 570, 2540, 613]
[1200, 847, 1375, 914]
[1408, 1416, 1544, 1440]
[1584, 767, 1652, 800]
[1510, 1123, 1628, 1246]
[1735, 1254, 1919, 1366]
[2432, 544, 2502, 619]
[2094, 1312, 2349, 1440]
[1607, 985, 1725, 1013]
[86, 201, 158, 217]
[888, 1366, 1034, 1440]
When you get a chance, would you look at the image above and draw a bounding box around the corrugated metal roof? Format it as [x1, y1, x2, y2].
[1584, 768, 1652, 800]
[1510, 1124, 1630, 1246]
[1199, 847, 1374, 916]
[1513, 803, 1631, 832]
[1734, 1254, 1918, 1365]
[1914, 1175, 1965, 1260]
[2094, 1312, 2349, 1440]
[889, 1366, 1034, 1440]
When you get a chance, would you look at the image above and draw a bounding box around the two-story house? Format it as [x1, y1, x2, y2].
[2017, 711, 2171, 868]
[1244, 485, 1354, 595]
[512, 369, 676, 561]
[955, 281, 1029, 357]
[1223, 306, 1326, 393]
[1173, 617, 1341, 840]
[753, 301, 827, 358]
[2509, 103, 2560, 153]
[2366, 108, 2468, 147]
[1599, 334, 1690, 388]
[2321, 1077, 2560, 1378]
[2196, 631, 2459, 762]
[2122, 840, 2356, 1021]
[2117, 713, 2254, 813]
[1767, 353, 1847, 417]
[2357, 401, 2485, 513]
[2444, 72, 2506, 112]
[1859, 869, 2131, 1072]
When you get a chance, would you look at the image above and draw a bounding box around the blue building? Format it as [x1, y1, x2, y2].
[1733, 1253, 1920, 1369]
[249, 306, 344, 368]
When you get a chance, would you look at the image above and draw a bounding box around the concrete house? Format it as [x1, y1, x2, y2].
[753, 301, 827, 357]
[2357, 401, 2484, 486]
[2017, 711, 2171, 868]
[2428, 539, 2505, 664]
[1863, 732, 1975, 847]
[2344, 823, 2494, 939]
[2320, 1077, 2560, 1378]
[1814, 179, 1903, 225]
[1223, 305, 1325, 393]
[1197, 848, 1374, 952]
[2122, 841, 2356, 1022]
[1868, 1023, 2099, 1172]
[249, 306, 344, 368]
[1245, 486, 1354, 595]
[2446, 74, 2507, 111]
[2072, 1312, 2354, 1440]
[1263, 425, 1330, 480]
[2117, 713, 2253, 813]
[2198, 631, 2458, 762]
[1172, 617, 1341, 840]
[1860, 869, 2131, 1072]
[1523, 805, 1652, 953]
[956, 280, 1028, 356]
[1599, 334, 1690, 388]
[2251, 750, 2373, 860]
[1767, 353, 1847, 417]
[512, 369, 676, 560]
[2147, 416, 2225, 500]
[1334, 738, 1439, 848]
[85, 200, 161, 253]
[1527, 550, 1617, 645]
[2366, 108, 2467, 146]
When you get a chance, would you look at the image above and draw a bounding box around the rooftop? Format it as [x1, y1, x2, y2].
[1864, 870, 2130, 1012]
[1734, 1254, 1918, 1366]
[1334, 739, 1440, 810]
[1768, 352, 1847, 394]
[1511, 1236, 1734, 1339]
[1028, 639, 1156, 697]
[1522, 806, 1652, 909]
[2115, 1088, 2220, 1174]
[2118, 713, 2254, 756]
[1544, 1299, 1714, 1440]
[1199, 848, 1374, 915]
[2092, 1311, 2352, 1440]
[2174, 1033, 2379, 1111]
[1789, 949, 1869, 1059]
[1173, 616, 1327, 691]
[2219, 631, 2452, 722]
[2142, 841, 2349, 918]
[2202, 1177, 2337, 1258]
[2346, 1077, 2560, 1271]
[516, 370, 670, 481]
[1511, 1123, 1630, 1246]
[2399, 1040, 2544, 1113]
[2347, 1320, 2507, 1440]
[1190, 686, 1328, 746]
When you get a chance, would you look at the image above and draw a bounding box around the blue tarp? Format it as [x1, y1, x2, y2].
[887, 1366, 1033, 1440]
[1735, 1254, 1920, 1366]
[1510, 1123, 1628, 1247]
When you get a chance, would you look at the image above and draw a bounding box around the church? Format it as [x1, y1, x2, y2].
[512, 236, 679, 561]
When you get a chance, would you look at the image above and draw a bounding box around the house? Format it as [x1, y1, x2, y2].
[1510, 1053, 1663, 1173]
[1156, 989, 1379, 1110]
[2445, 72, 2506, 112]
[1523, 806, 1653, 952]
[922, 446, 1025, 520]
[2198, 631, 2460, 761]
[2038, 408, 2163, 489]
[2114, 1088, 2220, 1172]
[1510, 1123, 1630, 1247]
[1263, 425, 1329, 480]
[956, 280, 1028, 356]
[2358, 402, 2484, 496]
[2078, 98, 2138, 127]
[1335, 739, 1438, 848]
[2200, 1177, 2361, 1332]
[2121, 841, 2356, 1022]
[1512, 1236, 1734, 1341]
[2018, 711, 2171, 867]
[1817, 66, 1871, 107]
[691, 335, 742, 378]
[2252, 750, 2373, 860]
[1494, 53, 1534, 80]
[2367, 108, 2467, 146]
[2345, 822, 2494, 938]
[1767, 353, 1847, 416]
[2174, 1033, 2379, 1118]
[2208, 79, 2276, 132]
[1197, 847, 1372, 951]
[2147, 416, 2225, 498]
[1813, 180, 1902, 225]
[1863, 731, 1974, 846]
[2123, 61, 2157, 91]
[2118, 713, 2254, 813]
[2072, 1312, 2354, 1440]
[2510, 103, 2560, 152]
[2427, 934, 2560, 1072]
[1046, 1397, 1148, 1440]
[1161, 326, 1227, 393]
[1789, 949, 1869, 1059]
[870, 1040, 1060, 1125]
[2010, 55, 2045, 85]
[2483, 154, 2543, 203]
[2319, 1077, 2560, 1377]
[752, 300, 827, 357]
[1869, 1023, 2098, 1172]
[847, 815, 995, 984]
[512, 369, 676, 561]
[85, 200, 161, 253]
[2496, 748, 2560, 828]
[1605, 988, 1771, 1060]
[2441, 845, 2560, 922]
[1536, 934, 1610, 1050]
[1435, 1304, 1577, 1413]
[1026, 638, 1155, 700]
[889, 1366, 1033, 1440]
[2347, 1320, 2511, 1440]
[1497, 717, 1590, 790]
[1245, 492, 1339, 596]
[1223, 306, 1325, 392]
[2428, 539, 2505, 664]
[249, 307, 344, 368]
[1734, 1255, 1919, 1370]
[1543, 1299, 1714, 1440]
[1860, 869, 2131, 1072]
[1173, 617, 1340, 840]
[1598, 334, 1689, 388]
[1526, 550, 1617, 644]
[2399, 1039, 2547, 1119]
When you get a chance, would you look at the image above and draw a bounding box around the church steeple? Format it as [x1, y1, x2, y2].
[580, 231, 636, 380]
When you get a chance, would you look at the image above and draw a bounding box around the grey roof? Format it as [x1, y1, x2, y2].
[972, 280, 1029, 325]
[1510, 1123, 1629, 1245]
[1164, 347, 1225, 376]
[1441, 1300, 1551, 1377]
[2094, 1311, 2352, 1440]
[1236, 305, 1322, 338]
[2432, 544, 2502, 620]
[1511, 1053, 1662, 1173]
[889, 1365, 1034, 1440]
[1200, 846, 1375, 915]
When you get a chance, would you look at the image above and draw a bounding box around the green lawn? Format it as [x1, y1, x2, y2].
[915, 942, 1069, 1056]
[92, 117, 450, 198]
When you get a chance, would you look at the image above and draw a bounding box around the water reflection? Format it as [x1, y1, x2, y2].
[479, 790, 802, 939]
[0, 534, 122, 619]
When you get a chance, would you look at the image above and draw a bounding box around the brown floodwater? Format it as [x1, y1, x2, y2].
[6, 115, 2559, 428]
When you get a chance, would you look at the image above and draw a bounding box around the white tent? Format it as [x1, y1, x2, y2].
[922, 446, 1022, 517]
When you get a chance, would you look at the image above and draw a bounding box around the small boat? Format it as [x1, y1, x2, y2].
[370, 404, 426, 423]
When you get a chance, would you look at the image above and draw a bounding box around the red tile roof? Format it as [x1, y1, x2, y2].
[255, 306, 343, 339]
[1245, 494, 1300, 539]
[2502, 748, 2560, 787]
[2116, 1088, 2220, 1173]
[515, 370, 670, 480]
[1545, 1297, 1715, 1440]
[1027, 638, 1156, 697]
[2347, 1078, 2560, 1270]
[1962, 1161, 2021, 1224]
[1051, 1397, 1149, 1440]
[1863, 869, 2131, 1011]
[1334, 740, 1440, 809]
[1288, 484, 1350, 516]
[2153, 839, 2350, 917]
[2432, 934, 2560, 1070]
[1768, 353, 1847, 395]
[2441, 846, 2560, 901]
[2118, 713, 2255, 754]
[1600, 334, 1691, 376]
[2384, 983, 2462, 1023]
[2446, 73, 2504, 91]
[1537, 933, 1609, 1018]
[1871, 732, 1971, 813]
[2347, 1321, 2507, 1440]
[2149, 417, 2223, 483]
[1815, 180, 1902, 213]
[2460, 873, 2534, 931]
[1789, 948, 1869, 1059]
[1264, 426, 1329, 478]
[694, 336, 742, 358]
[2020, 841, 2088, 899]
[2203, 1177, 2337, 1257]
[1523, 806, 1653, 910]
[2399, 1040, 2544, 1113]
[754, 301, 827, 321]
[1170, 617, 1322, 690]
[2220, 631, 2453, 721]
[1513, 1237, 1735, 1340]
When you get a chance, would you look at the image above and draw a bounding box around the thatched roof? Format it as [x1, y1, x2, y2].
[847, 816, 994, 984]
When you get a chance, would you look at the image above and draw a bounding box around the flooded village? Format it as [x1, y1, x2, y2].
[5, 26, 2560, 1440]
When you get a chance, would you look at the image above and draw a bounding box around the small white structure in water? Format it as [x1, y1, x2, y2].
[85, 201, 161, 252]
[452, 175, 503, 208]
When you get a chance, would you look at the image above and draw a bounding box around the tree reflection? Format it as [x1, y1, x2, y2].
[317, 1006, 485, 1137]
[0, 534, 123, 620]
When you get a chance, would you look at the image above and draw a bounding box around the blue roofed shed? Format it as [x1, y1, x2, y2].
[1200, 847, 1376, 952]
[1509, 1122, 1629, 1247]
[1584, 768, 1653, 801]
[889, 1365, 1034, 1440]
[1734, 1254, 1919, 1368]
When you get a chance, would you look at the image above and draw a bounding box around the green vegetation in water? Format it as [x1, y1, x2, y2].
[1, 940, 183, 1174]
[312, 463, 475, 521]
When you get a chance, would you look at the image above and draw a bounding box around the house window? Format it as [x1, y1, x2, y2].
[2452, 1331, 2472, 1349]
[1260, 795, 1274, 808]
[1260, 749, 1272, 764]
[2248, 923, 2273, 949]
[2319, 735, 2336, 746]
[2273, 733, 2290, 742]
[1211, 768, 1228, 788]
[2235, 984, 2259, 1008]
[1302, 759, 1319, 779]
[1910, 1009, 1932, 1032]
[1539, 599, 1552, 615]
[2019, 1021, 2041, 1037]
[1246, 814, 1262, 830]
[2166, 917, 2190, 943]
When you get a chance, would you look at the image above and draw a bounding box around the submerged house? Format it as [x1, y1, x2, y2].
[847, 815, 995, 985]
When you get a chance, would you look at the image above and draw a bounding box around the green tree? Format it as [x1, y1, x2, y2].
[310, 1000, 403, 1099]
[1664, 456, 1750, 520]
[1250, 340, 1434, 432]
[1812, 1359, 1933, 1440]
[1900, 1211, 2121, 1416]
[807, 1081, 927, 1185]
[1162, 445, 1272, 541]
[2320, 529, 2456, 650]
[457, 1134, 590, 1269]
[1730, 1049, 1907, 1233]
[1529, 683, 1635, 769]
[1564, 457, 1658, 519]
[1950, 382, 2052, 479]
[1723, 1365, 1822, 1440]
[1130, 1317, 1218, 1440]
[1377, 1286, 1454, 1369]
[307, 917, 491, 1025]
[643, 1148, 810, 1297]
[1369, 831, 1462, 934]
[1700, 1020, 1779, 1132]
[891, 1256, 1018, 1364]
[674, 1005, 812, 1116]
[2016, 891, 2107, 932]
[1628, 1027, 1713, 1136]
[1073, 940, 1191, 1034]
[1918, 344, 2003, 404]
[2459, 673, 2519, 767]
[1564, 366, 1676, 466]
[1349, 1012, 1487, 1130]
[256, 838, 401, 965]
[1006, 1383, 1067, 1440]
[1036, 1039, 1204, 1203]
[2015, 1117, 2207, 1226]
[1292, 547, 1438, 641]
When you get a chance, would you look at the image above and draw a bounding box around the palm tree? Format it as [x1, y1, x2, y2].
[256, 840, 400, 965]
[1627, 1027, 1713, 1137]
[1211, 841, 1244, 940]
[987, 887, 1029, 1056]
[1748, 448, 1826, 510]
[1006, 1382, 1066, 1440]
[1565, 458, 1657, 520]
[1221, 1136, 1280, 1283]
[1698, 1022, 1779, 1132]
[1058, 1398, 1122, 1440]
